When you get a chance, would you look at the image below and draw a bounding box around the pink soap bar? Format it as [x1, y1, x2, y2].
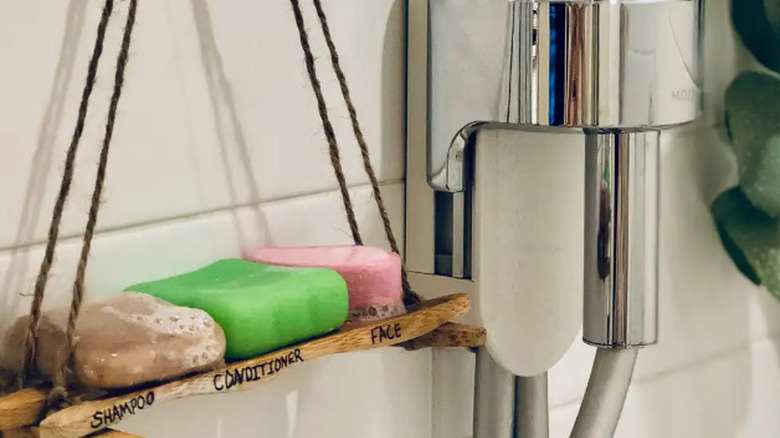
[248, 246, 405, 322]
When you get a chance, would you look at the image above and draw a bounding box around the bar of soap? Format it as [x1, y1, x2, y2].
[248, 246, 406, 322]
[126, 259, 348, 360]
[0, 293, 226, 389]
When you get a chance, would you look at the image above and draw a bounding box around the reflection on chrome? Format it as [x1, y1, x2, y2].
[427, 0, 701, 192]
[584, 130, 659, 348]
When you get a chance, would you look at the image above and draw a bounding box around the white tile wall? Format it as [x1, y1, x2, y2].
[0, 0, 405, 250]
[3, 0, 779, 437]
[0, 1, 426, 437]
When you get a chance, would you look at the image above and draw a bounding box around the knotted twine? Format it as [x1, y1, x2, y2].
[289, 0, 422, 306]
[17, 0, 139, 413]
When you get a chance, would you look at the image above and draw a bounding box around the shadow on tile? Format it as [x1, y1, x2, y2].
[190, 0, 271, 254]
[0, 0, 88, 331]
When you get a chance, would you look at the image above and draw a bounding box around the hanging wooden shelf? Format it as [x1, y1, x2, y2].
[0, 294, 472, 437]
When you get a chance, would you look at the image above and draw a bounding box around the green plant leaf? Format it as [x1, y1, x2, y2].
[733, 0, 780, 72]
[725, 72, 780, 217]
[765, 0, 780, 38]
[712, 188, 762, 285]
[742, 135, 780, 217]
[712, 187, 780, 299]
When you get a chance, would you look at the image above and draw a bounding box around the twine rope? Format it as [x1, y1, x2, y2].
[49, 0, 139, 408]
[289, 0, 363, 246]
[12, 0, 138, 415]
[291, 0, 421, 305]
[19, 0, 116, 390]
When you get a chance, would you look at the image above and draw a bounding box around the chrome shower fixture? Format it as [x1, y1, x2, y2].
[426, 0, 701, 348]
[407, 1, 702, 435]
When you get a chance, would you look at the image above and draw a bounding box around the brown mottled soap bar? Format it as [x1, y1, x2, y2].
[0, 293, 225, 389]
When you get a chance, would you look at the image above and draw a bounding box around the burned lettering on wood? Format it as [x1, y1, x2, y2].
[212, 348, 304, 391]
[90, 391, 155, 429]
[370, 323, 402, 345]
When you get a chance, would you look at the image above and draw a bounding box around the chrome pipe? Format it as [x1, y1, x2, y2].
[571, 349, 638, 438]
[474, 348, 515, 438]
[515, 373, 550, 438]
[473, 349, 550, 438]
[583, 130, 660, 348]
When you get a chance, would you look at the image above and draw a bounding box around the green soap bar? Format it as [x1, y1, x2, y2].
[126, 259, 348, 359]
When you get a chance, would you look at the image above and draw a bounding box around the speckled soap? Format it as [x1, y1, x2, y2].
[126, 259, 348, 360]
[249, 246, 406, 322]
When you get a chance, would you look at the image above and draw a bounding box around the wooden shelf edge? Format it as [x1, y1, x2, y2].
[0, 389, 46, 431]
[404, 323, 486, 350]
[1, 428, 140, 438]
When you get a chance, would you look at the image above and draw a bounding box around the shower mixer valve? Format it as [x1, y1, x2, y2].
[426, 0, 702, 348]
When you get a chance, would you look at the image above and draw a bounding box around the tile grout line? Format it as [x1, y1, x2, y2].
[0, 178, 405, 254]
